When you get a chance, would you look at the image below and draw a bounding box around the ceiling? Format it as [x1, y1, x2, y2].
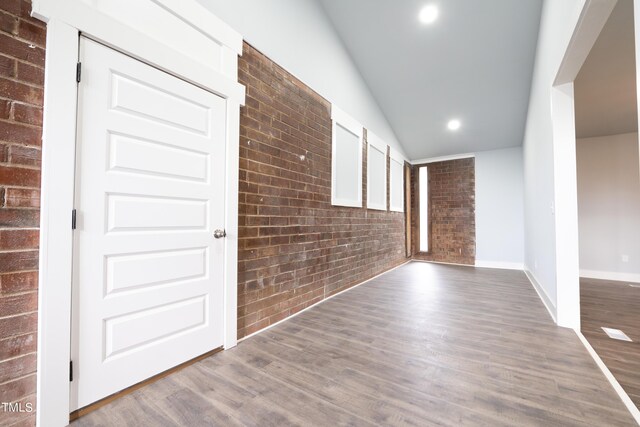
[319, 0, 543, 160]
[574, 0, 637, 140]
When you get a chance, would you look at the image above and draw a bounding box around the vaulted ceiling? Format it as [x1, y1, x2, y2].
[319, 0, 543, 160]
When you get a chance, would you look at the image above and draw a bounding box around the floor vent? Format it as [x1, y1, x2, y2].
[601, 327, 633, 342]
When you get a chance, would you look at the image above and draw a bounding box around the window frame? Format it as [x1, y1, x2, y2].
[416, 164, 431, 254]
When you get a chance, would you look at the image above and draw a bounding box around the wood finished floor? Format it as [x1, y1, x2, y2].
[73, 263, 635, 426]
[581, 277, 640, 409]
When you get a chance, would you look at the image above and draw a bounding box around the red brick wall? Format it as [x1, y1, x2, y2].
[411, 158, 476, 265]
[0, 0, 44, 425]
[237, 43, 407, 338]
[0, 2, 473, 422]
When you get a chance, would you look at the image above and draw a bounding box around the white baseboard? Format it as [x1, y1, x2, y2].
[475, 260, 524, 270]
[411, 259, 475, 268]
[580, 269, 640, 283]
[576, 331, 640, 425]
[524, 269, 557, 323]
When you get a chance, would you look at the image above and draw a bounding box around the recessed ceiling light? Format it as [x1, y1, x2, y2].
[447, 119, 461, 131]
[419, 4, 439, 24]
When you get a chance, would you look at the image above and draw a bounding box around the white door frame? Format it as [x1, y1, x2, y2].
[31, 1, 245, 425]
[550, 0, 616, 329]
[552, 4, 640, 422]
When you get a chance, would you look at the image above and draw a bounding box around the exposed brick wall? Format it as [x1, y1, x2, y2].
[0, 0, 44, 426]
[237, 43, 407, 338]
[0, 2, 473, 421]
[411, 158, 476, 265]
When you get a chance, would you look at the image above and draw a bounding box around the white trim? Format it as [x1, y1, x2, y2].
[554, 0, 616, 86]
[223, 91, 241, 351]
[32, 5, 244, 102]
[239, 261, 411, 343]
[150, 0, 243, 55]
[411, 152, 475, 165]
[548, 0, 616, 330]
[366, 130, 387, 155]
[550, 83, 580, 329]
[576, 331, 640, 424]
[524, 269, 557, 323]
[36, 20, 79, 427]
[580, 269, 640, 283]
[475, 261, 524, 270]
[410, 259, 475, 268]
[331, 105, 363, 208]
[389, 146, 406, 164]
[33, 3, 244, 425]
[31, 0, 244, 82]
[331, 105, 363, 137]
[366, 131, 388, 211]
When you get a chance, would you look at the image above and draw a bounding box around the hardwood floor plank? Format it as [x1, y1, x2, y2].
[72, 263, 636, 426]
[581, 277, 640, 411]
[253, 324, 631, 425]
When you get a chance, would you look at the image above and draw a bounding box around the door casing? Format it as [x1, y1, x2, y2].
[33, 1, 245, 425]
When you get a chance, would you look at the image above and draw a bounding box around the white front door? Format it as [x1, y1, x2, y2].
[71, 37, 227, 410]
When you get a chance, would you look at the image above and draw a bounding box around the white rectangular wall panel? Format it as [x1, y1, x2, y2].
[367, 131, 387, 211]
[389, 148, 404, 212]
[331, 106, 363, 208]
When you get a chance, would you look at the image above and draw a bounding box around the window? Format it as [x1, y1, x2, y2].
[367, 131, 387, 211]
[331, 106, 363, 207]
[418, 166, 429, 252]
[389, 148, 404, 212]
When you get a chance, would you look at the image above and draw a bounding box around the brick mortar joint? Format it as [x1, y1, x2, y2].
[0, 372, 38, 387]
[0, 28, 47, 49]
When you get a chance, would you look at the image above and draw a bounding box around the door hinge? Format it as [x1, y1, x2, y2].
[76, 62, 82, 83]
[71, 209, 77, 230]
[69, 360, 73, 382]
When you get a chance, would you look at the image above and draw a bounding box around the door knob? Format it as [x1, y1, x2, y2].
[214, 229, 227, 239]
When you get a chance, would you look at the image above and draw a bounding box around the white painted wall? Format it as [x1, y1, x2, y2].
[522, 0, 586, 314]
[195, 0, 406, 157]
[577, 132, 640, 281]
[475, 147, 525, 269]
[636, 0, 640, 172]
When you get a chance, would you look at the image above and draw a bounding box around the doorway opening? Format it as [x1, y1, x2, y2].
[573, 0, 640, 410]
